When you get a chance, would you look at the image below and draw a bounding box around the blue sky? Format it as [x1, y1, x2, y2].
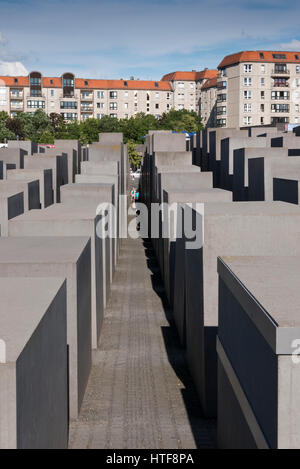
[0, 0, 300, 78]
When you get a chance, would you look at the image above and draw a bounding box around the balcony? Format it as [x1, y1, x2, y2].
[272, 68, 290, 76]
[81, 105, 93, 112]
[10, 102, 23, 110]
[81, 94, 93, 101]
[273, 82, 289, 88]
[10, 92, 23, 100]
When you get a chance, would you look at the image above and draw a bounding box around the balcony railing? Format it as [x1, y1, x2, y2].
[273, 82, 289, 87]
[81, 106, 93, 112]
[272, 68, 290, 75]
[10, 93, 23, 100]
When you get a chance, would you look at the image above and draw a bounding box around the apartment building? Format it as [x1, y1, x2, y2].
[216, 51, 300, 128]
[0, 71, 173, 121]
[199, 76, 218, 127]
[161, 69, 218, 113]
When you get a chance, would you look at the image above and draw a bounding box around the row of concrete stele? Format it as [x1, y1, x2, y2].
[140, 126, 300, 449]
[0, 132, 128, 449]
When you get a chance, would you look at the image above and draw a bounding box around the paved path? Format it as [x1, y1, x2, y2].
[69, 232, 216, 449]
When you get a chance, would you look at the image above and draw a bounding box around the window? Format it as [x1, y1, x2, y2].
[97, 91, 105, 99]
[155, 92, 159, 99]
[244, 90, 252, 99]
[190, 93, 194, 101]
[50, 79, 53, 85]
[259, 53, 264, 59]
[295, 55, 299, 60]
[14, 78, 18, 83]
[109, 91, 117, 99]
[84, 81, 89, 86]
[261, 91, 265, 99]
[60, 113, 77, 120]
[97, 114, 105, 119]
[261, 104, 264, 112]
[123, 81, 128, 87]
[0, 100, 7, 105]
[155, 103, 159, 109]
[296, 79, 300, 87]
[0, 87, 5, 96]
[154, 82, 159, 88]
[109, 102, 117, 110]
[273, 78, 288, 87]
[60, 101, 77, 109]
[30, 89, 42, 97]
[244, 103, 252, 112]
[110, 113, 117, 118]
[50, 101, 54, 108]
[271, 103, 290, 113]
[295, 104, 299, 112]
[30, 77, 41, 85]
[217, 106, 226, 115]
[274, 64, 287, 73]
[124, 103, 128, 109]
[124, 114, 129, 119]
[217, 118, 226, 127]
[243, 116, 252, 125]
[81, 91, 92, 98]
[178, 93, 184, 100]
[244, 64, 252, 73]
[217, 93, 226, 102]
[178, 104, 184, 110]
[261, 78, 265, 86]
[124, 91, 128, 98]
[97, 102, 104, 109]
[261, 117, 264, 124]
[27, 100, 45, 108]
[50, 90, 54, 96]
[178, 82, 185, 89]
[244, 77, 252, 86]
[261, 64, 265, 73]
[167, 92, 171, 100]
[190, 83, 194, 89]
[296, 66, 300, 74]
[272, 54, 286, 59]
[271, 90, 289, 100]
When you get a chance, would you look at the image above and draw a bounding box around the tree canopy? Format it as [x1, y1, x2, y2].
[0, 109, 203, 147]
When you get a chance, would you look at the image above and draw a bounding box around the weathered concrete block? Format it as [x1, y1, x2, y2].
[0, 191, 24, 236]
[54, 140, 81, 176]
[43, 147, 76, 184]
[0, 148, 26, 169]
[220, 136, 268, 190]
[80, 161, 119, 176]
[0, 236, 91, 419]
[152, 133, 186, 152]
[7, 168, 54, 208]
[88, 143, 126, 195]
[74, 175, 119, 269]
[7, 140, 37, 155]
[24, 154, 68, 203]
[273, 173, 300, 204]
[0, 180, 40, 211]
[184, 201, 300, 418]
[9, 206, 107, 349]
[98, 132, 123, 144]
[217, 255, 300, 448]
[248, 155, 300, 201]
[0, 277, 68, 449]
[271, 134, 300, 148]
[163, 188, 232, 329]
[233, 147, 286, 201]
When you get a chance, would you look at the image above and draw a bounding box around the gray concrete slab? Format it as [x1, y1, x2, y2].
[80, 160, 119, 176]
[184, 201, 300, 418]
[217, 255, 300, 448]
[54, 140, 82, 177]
[6, 168, 54, 208]
[273, 174, 300, 204]
[0, 236, 91, 419]
[0, 148, 26, 169]
[0, 191, 24, 236]
[248, 155, 300, 201]
[98, 132, 123, 144]
[24, 154, 67, 203]
[0, 277, 68, 449]
[8, 205, 107, 350]
[0, 179, 40, 211]
[233, 147, 286, 201]
[43, 148, 76, 184]
[7, 140, 37, 155]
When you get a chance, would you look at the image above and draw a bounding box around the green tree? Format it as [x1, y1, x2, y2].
[79, 118, 100, 145]
[0, 120, 16, 143]
[127, 139, 142, 168]
[39, 130, 54, 144]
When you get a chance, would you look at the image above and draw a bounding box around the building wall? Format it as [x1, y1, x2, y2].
[217, 59, 300, 128]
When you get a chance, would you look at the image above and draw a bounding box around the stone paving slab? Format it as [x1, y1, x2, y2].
[69, 235, 215, 449]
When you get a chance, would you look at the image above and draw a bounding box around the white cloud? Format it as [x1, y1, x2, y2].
[0, 60, 28, 76]
[279, 39, 300, 51]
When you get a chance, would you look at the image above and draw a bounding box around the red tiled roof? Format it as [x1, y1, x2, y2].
[0, 75, 172, 91]
[161, 70, 218, 81]
[218, 50, 300, 68]
[201, 77, 218, 90]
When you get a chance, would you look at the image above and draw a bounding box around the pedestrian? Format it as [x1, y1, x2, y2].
[135, 190, 139, 201]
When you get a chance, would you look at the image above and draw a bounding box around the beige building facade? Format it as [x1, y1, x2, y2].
[216, 51, 300, 128]
[0, 69, 218, 123]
